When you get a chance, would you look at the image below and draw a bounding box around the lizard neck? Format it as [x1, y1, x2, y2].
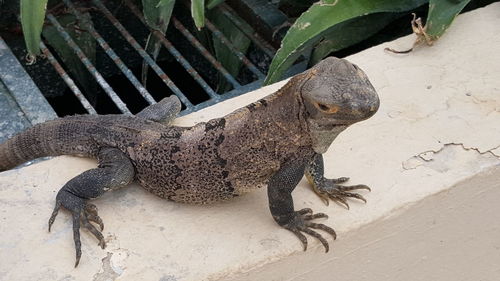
[222, 79, 312, 151]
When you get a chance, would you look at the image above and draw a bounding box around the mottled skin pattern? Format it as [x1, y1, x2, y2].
[0, 57, 380, 266]
[133, 83, 314, 204]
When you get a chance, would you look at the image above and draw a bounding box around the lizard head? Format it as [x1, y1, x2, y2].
[299, 57, 379, 153]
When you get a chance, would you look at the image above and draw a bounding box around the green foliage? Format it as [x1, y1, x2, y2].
[264, 0, 428, 85]
[208, 8, 252, 92]
[265, 0, 472, 84]
[141, 0, 176, 85]
[18, 0, 204, 60]
[191, 0, 205, 30]
[42, 13, 97, 103]
[309, 12, 400, 66]
[16, 0, 471, 89]
[426, 0, 471, 39]
[20, 0, 48, 59]
[206, 0, 225, 10]
[142, 0, 175, 30]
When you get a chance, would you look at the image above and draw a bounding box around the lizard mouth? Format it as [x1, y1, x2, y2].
[311, 118, 353, 131]
[315, 123, 347, 132]
[307, 119, 349, 154]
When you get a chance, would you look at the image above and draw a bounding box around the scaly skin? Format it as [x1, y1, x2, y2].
[0, 57, 379, 266]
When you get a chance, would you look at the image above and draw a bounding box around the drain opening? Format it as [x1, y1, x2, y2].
[1, 0, 275, 117]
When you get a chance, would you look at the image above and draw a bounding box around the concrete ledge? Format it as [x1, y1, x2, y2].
[1, 3, 500, 280]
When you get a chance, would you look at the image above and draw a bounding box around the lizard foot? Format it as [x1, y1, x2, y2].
[48, 192, 106, 267]
[313, 178, 371, 209]
[283, 208, 337, 253]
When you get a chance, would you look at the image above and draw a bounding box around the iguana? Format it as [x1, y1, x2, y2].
[0, 57, 379, 267]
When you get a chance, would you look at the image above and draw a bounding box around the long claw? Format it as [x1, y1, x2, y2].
[287, 227, 308, 251]
[329, 195, 350, 210]
[338, 184, 371, 192]
[327, 177, 350, 184]
[314, 182, 371, 208]
[307, 222, 337, 240]
[312, 180, 370, 208]
[48, 202, 62, 232]
[85, 205, 104, 231]
[283, 210, 337, 253]
[72, 214, 82, 268]
[339, 191, 367, 203]
[297, 208, 313, 215]
[303, 213, 328, 220]
[87, 214, 104, 231]
[314, 190, 330, 206]
[81, 216, 106, 249]
[301, 228, 329, 253]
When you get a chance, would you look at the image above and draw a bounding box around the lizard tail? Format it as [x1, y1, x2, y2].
[0, 118, 100, 171]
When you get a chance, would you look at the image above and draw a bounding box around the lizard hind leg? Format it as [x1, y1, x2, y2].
[47, 147, 135, 267]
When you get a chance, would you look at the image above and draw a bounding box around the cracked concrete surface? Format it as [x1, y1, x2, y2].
[403, 143, 500, 171]
[93, 253, 121, 281]
[1, 3, 500, 281]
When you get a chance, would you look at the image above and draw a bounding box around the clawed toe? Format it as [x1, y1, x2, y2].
[47, 197, 107, 267]
[336, 184, 371, 192]
[315, 179, 371, 208]
[297, 208, 313, 215]
[81, 215, 106, 249]
[285, 209, 337, 253]
[326, 177, 350, 184]
[328, 190, 368, 209]
[303, 212, 328, 220]
[85, 203, 104, 231]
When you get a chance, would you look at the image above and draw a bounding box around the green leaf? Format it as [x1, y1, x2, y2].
[42, 14, 98, 105]
[208, 8, 252, 92]
[206, 0, 225, 9]
[20, 0, 48, 58]
[264, 0, 428, 85]
[310, 13, 400, 65]
[426, 0, 471, 39]
[142, 0, 175, 31]
[141, 0, 175, 86]
[191, 0, 205, 30]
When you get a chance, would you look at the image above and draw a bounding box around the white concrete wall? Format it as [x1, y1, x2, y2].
[225, 167, 500, 281]
[1, 3, 499, 280]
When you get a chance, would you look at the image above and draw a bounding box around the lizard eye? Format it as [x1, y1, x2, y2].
[317, 103, 329, 111]
[315, 103, 339, 114]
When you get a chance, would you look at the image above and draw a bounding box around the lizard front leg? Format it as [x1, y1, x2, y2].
[48, 147, 135, 267]
[305, 153, 370, 209]
[268, 162, 337, 252]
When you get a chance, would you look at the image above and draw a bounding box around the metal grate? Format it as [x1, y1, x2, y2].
[3, 0, 291, 117]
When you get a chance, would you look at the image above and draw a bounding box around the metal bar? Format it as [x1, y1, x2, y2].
[226, 0, 290, 47]
[40, 41, 97, 114]
[46, 13, 131, 114]
[62, 0, 157, 105]
[0, 36, 57, 123]
[180, 78, 264, 116]
[92, 0, 193, 107]
[122, 0, 219, 100]
[217, 3, 276, 58]
[171, 17, 241, 89]
[177, 0, 265, 80]
[180, 59, 307, 116]
[204, 18, 266, 80]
